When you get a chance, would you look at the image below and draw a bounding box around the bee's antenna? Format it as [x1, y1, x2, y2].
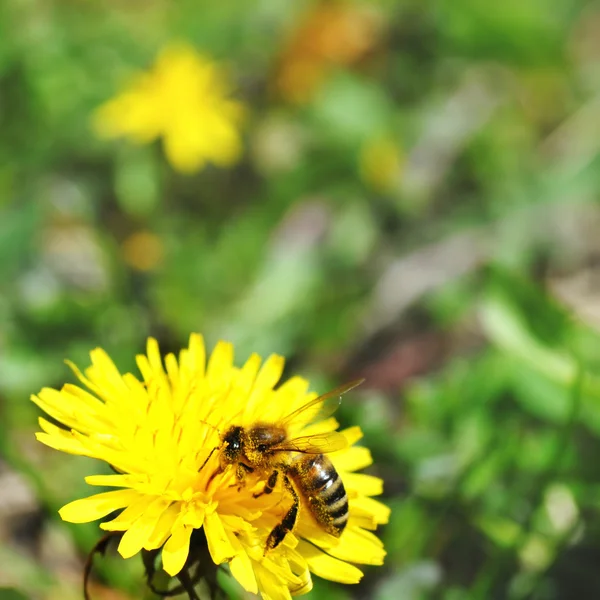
[196, 417, 223, 438]
[193, 418, 225, 476]
[198, 446, 218, 473]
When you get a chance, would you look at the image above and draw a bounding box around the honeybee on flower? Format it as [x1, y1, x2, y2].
[32, 334, 389, 599]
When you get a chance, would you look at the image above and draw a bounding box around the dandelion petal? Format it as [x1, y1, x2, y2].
[162, 524, 193, 576]
[59, 489, 141, 523]
[343, 472, 384, 496]
[230, 550, 258, 594]
[204, 511, 236, 564]
[297, 540, 364, 584]
[117, 498, 172, 559]
[325, 527, 386, 565]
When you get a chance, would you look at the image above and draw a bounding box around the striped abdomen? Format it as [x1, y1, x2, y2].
[289, 454, 348, 536]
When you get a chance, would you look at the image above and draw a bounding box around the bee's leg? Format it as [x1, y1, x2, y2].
[237, 463, 253, 480]
[206, 461, 224, 488]
[234, 463, 254, 491]
[253, 469, 279, 498]
[265, 476, 299, 553]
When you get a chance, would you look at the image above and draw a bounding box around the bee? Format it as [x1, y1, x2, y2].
[213, 379, 364, 552]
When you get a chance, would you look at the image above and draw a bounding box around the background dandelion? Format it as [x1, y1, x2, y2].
[3, 1, 600, 599]
[93, 43, 244, 173]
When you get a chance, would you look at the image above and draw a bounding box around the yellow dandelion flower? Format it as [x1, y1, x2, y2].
[32, 334, 389, 599]
[94, 43, 244, 173]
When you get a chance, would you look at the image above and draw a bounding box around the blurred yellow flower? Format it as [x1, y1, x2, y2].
[32, 334, 389, 599]
[94, 44, 244, 173]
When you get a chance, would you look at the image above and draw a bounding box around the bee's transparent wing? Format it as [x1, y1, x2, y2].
[280, 379, 365, 428]
[273, 431, 349, 454]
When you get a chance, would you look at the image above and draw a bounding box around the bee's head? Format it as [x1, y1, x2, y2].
[222, 425, 244, 464]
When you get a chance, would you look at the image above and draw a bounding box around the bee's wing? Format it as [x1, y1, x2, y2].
[273, 431, 349, 454]
[280, 379, 365, 428]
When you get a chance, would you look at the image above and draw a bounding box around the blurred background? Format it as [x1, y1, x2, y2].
[2, 0, 600, 598]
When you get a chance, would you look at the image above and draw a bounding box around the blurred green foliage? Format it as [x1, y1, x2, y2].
[2, 0, 600, 599]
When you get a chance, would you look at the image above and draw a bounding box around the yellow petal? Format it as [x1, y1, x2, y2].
[165, 353, 180, 390]
[297, 540, 363, 584]
[59, 489, 141, 523]
[348, 513, 378, 531]
[32, 388, 105, 433]
[246, 354, 286, 421]
[184, 333, 206, 378]
[135, 354, 153, 383]
[100, 494, 157, 531]
[68, 429, 140, 474]
[254, 354, 285, 391]
[332, 446, 372, 472]
[88, 348, 129, 398]
[117, 498, 172, 559]
[327, 527, 386, 565]
[162, 524, 193, 576]
[340, 426, 363, 445]
[229, 550, 258, 594]
[61, 383, 106, 412]
[350, 496, 391, 525]
[275, 376, 310, 411]
[206, 341, 234, 384]
[204, 511, 236, 564]
[145, 503, 181, 550]
[261, 550, 304, 586]
[343, 473, 384, 496]
[285, 547, 313, 596]
[146, 337, 164, 376]
[35, 427, 87, 456]
[85, 474, 143, 488]
[237, 353, 262, 393]
[64, 359, 105, 399]
[255, 562, 294, 600]
[32, 391, 79, 431]
[300, 417, 339, 437]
